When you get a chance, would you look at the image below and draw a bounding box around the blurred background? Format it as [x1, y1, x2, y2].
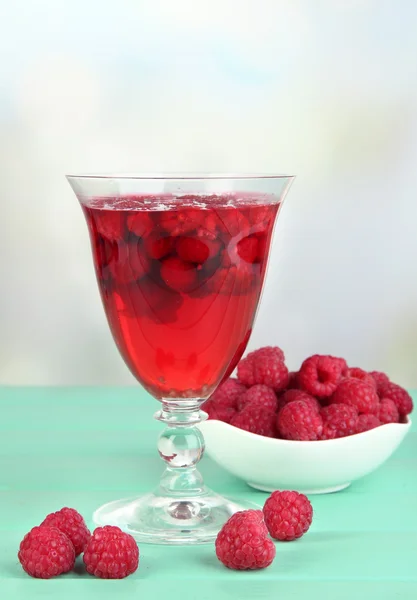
[1, 0, 416, 386]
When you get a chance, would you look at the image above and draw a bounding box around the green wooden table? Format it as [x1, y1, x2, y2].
[0, 387, 416, 599]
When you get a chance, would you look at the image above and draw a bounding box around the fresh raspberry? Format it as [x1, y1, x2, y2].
[40, 507, 91, 557]
[378, 398, 400, 424]
[246, 346, 286, 364]
[277, 400, 323, 441]
[298, 355, 343, 399]
[231, 404, 277, 437]
[215, 510, 276, 570]
[320, 404, 358, 440]
[237, 384, 278, 412]
[332, 356, 349, 372]
[143, 234, 174, 260]
[18, 526, 75, 579]
[277, 389, 320, 413]
[202, 399, 236, 423]
[369, 370, 390, 393]
[356, 414, 381, 433]
[343, 367, 377, 389]
[378, 382, 413, 416]
[126, 212, 153, 238]
[83, 526, 139, 579]
[160, 256, 197, 293]
[210, 378, 246, 410]
[237, 347, 288, 392]
[263, 491, 313, 541]
[331, 378, 379, 414]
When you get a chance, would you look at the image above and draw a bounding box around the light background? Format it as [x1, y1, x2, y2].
[1, 0, 416, 386]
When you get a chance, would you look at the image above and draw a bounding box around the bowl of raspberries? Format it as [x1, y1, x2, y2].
[199, 347, 413, 494]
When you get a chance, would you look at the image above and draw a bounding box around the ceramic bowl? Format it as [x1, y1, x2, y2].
[199, 418, 411, 494]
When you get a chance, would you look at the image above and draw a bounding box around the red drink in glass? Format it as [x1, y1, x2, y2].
[83, 195, 279, 399]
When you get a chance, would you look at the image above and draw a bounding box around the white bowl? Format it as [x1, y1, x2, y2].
[199, 418, 411, 494]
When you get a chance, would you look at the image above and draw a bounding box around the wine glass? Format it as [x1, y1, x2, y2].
[67, 174, 294, 544]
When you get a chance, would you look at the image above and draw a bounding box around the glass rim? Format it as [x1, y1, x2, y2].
[66, 172, 294, 181]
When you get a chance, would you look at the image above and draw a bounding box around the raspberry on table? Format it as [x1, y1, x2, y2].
[298, 355, 343, 399]
[237, 347, 288, 392]
[356, 414, 381, 433]
[83, 526, 139, 579]
[320, 403, 358, 440]
[215, 510, 276, 570]
[41, 507, 91, 557]
[343, 367, 377, 389]
[277, 400, 323, 441]
[18, 526, 75, 579]
[331, 378, 379, 415]
[237, 384, 278, 412]
[231, 404, 277, 437]
[378, 382, 413, 416]
[277, 389, 320, 413]
[378, 398, 400, 424]
[263, 491, 313, 541]
[210, 378, 247, 410]
[369, 370, 390, 393]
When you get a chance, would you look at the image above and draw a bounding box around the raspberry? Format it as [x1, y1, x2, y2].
[320, 403, 358, 440]
[126, 212, 153, 238]
[378, 398, 399, 424]
[247, 346, 286, 364]
[378, 382, 413, 416]
[231, 404, 277, 437]
[263, 491, 313, 541]
[343, 367, 377, 389]
[83, 526, 139, 579]
[277, 400, 323, 441]
[40, 507, 91, 557]
[277, 389, 320, 413]
[237, 384, 278, 412]
[18, 526, 75, 579]
[298, 355, 343, 399]
[236, 236, 259, 263]
[369, 370, 390, 393]
[94, 211, 125, 241]
[356, 414, 381, 433]
[331, 378, 379, 414]
[160, 209, 204, 236]
[215, 510, 276, 570]
[210, 378, 246, 410]
[202, 399, 236, 423]
[143, 234, 174, 260]
[176, 236, 209, 264]
[160, 256, 197, 293]
[237, 347, 288, 392]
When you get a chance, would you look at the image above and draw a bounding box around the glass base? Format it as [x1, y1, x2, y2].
[93, 488, 260, 545]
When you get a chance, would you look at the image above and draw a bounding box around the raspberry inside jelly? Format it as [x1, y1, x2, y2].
[83, 194, 279, 399]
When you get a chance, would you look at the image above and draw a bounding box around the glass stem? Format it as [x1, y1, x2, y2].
[155, 401, 207, 500]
